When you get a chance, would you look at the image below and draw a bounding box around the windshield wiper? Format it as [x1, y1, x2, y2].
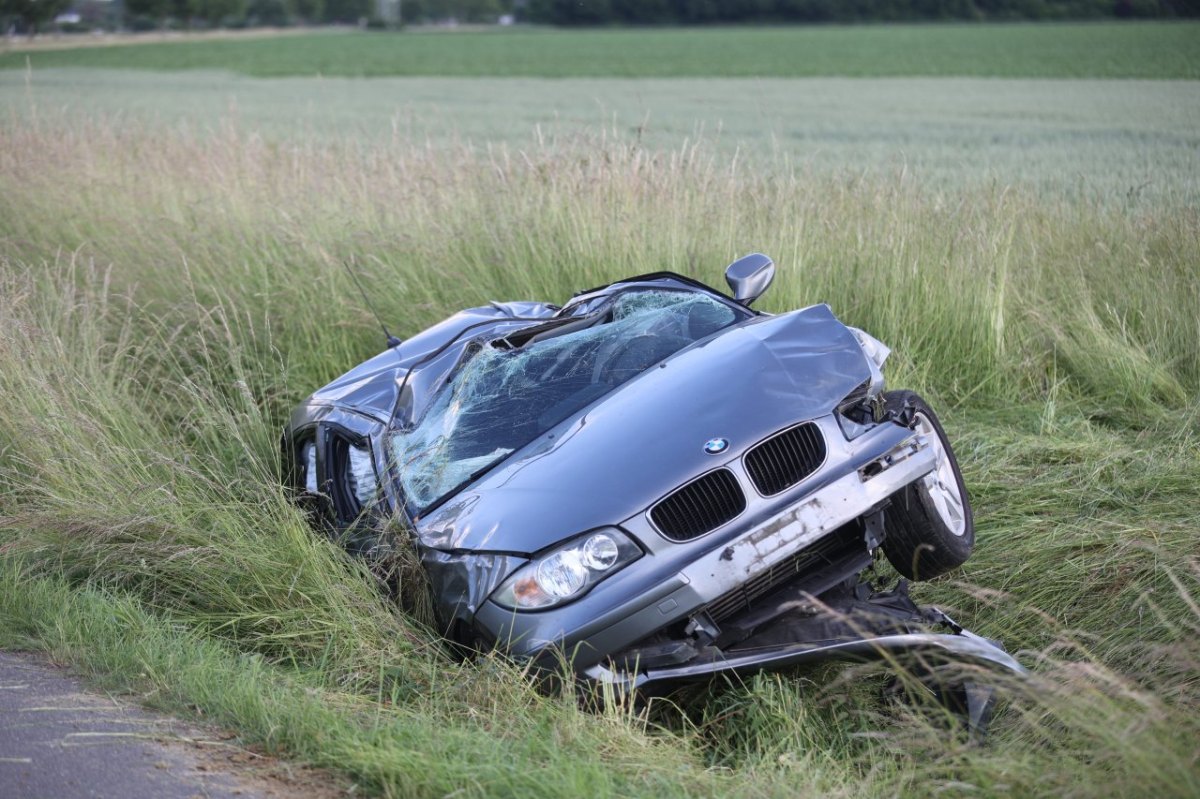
[492, 315, 599, 350]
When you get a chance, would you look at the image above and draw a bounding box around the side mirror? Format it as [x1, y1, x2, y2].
[724, 253, 775, 306]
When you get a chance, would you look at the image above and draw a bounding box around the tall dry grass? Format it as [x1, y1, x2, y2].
[1, 116, 1198, 797]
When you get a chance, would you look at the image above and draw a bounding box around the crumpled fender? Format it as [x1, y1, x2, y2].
[419, 546, 528, 637]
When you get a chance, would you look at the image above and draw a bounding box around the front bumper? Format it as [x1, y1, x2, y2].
[581, 609, 1026, 692]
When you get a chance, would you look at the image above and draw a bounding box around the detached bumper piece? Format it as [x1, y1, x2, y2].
[586, 577, 1023, 736]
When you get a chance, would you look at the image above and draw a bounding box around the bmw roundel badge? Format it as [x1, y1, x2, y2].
[704, 438, 729, 455]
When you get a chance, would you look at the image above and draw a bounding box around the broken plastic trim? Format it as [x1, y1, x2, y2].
[859, 435, 923, 480]
[585, 578, 1025, 693]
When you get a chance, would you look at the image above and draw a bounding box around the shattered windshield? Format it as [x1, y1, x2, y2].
[390, 289, 740, 514]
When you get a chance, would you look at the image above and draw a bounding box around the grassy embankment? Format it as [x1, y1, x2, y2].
[1, 116, 1197, 796]
[2, 21, 1198, 78]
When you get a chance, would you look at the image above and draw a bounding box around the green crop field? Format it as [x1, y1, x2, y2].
[2, 21, 1199, 799]
[5, 70, 1199, 207]
[2, 22, 1199, 78]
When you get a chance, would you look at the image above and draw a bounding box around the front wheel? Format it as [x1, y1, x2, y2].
[881, 391, 975, 581]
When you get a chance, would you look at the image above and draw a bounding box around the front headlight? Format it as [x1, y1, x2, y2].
[847, 326, 890, 400]
[847, 326, 891, 372]
[491, 529, 642, 611]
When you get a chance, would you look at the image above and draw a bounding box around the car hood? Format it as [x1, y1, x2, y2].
[416, 303, 872, 554]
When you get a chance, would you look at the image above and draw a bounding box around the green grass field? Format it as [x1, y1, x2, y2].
[2, 22, 1199, 78]
[6, 70, 1198, 207]
[2, 22, 1199, 799]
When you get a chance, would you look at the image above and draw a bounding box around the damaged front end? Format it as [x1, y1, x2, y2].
[590, 565, 1022, 696]
[593, 571, 1018, 737]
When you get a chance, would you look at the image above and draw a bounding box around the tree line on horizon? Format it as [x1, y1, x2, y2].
[3, 0, 1197, 37]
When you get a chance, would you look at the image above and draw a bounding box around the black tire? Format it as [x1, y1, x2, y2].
[881, 390, 975, 581]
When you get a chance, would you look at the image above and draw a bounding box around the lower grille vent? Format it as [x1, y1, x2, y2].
[651, 469, 745, 541]
[705, 523, 863, 623]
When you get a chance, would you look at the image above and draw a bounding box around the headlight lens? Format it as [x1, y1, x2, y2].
[492, 529, 641, 610]
[583, 533, 620, 570]
[537, 551, 588, 598]
[346, 443, 376, 506]
[847, 326, 891, 371]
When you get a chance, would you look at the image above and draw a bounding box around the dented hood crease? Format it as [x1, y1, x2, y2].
[417, 304, 873, 553]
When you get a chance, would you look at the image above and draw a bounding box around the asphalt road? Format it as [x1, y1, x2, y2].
[0, 651, 293, 799]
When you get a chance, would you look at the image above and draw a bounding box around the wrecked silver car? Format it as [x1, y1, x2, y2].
[285, 255, 1022, 706]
